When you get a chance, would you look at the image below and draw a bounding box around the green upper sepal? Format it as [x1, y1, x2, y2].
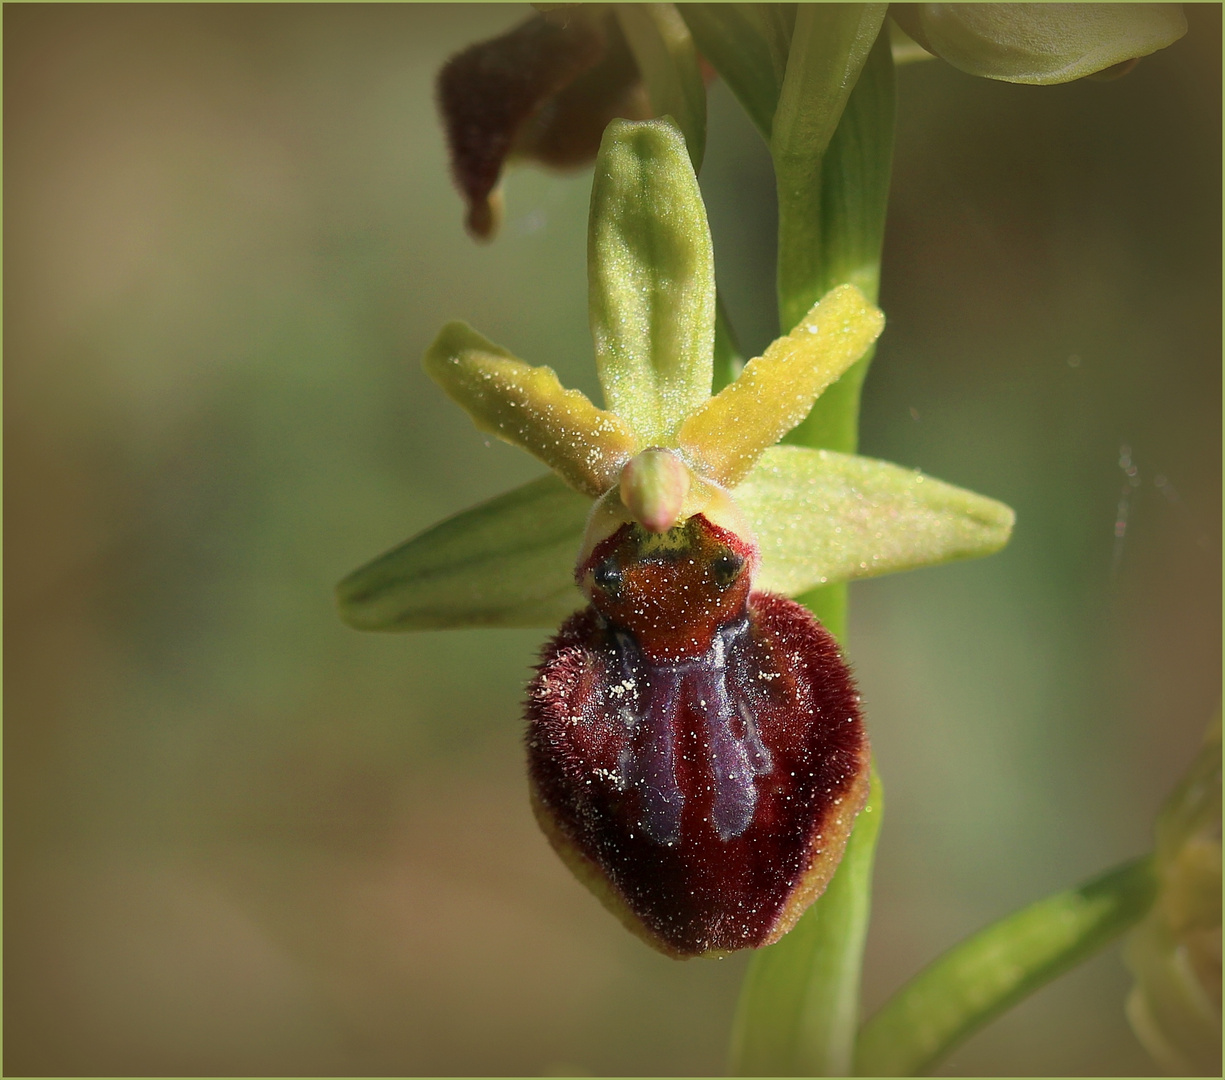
[890, 4, 1187, 85]
[337, 447, 1015, 632]
[588, 118, 715, 443]
[342, 120, 1014, 634]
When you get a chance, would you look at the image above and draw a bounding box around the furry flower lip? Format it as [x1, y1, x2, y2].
[527, 512, 868, 957]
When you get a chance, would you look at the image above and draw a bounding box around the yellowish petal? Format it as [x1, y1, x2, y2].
[677, 284, 884, 487]
[424, 321, 638, 497]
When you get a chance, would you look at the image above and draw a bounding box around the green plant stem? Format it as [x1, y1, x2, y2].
[712, 292, 744, 393]
[730, 16, 896, 1077]
[782, 20, 895, 629]
[855, 856, 1159, 1076]
[783, 22, 895, 457]
[731, 763, 884, 1076]
[772, 3, 888, 336]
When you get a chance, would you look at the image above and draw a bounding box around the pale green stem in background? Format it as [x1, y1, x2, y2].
[783, 24, 895, 459]
[712, 292, 744, 393]
[615, 3, 707, 171]
[782, 17, 895, 629]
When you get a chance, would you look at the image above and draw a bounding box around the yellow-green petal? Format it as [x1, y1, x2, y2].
[735, 445, 1015, 596]
[677, 285, 884, 488]
[891, 4, 1187, 85]
[336, 474, 590, 631]
[424, 321, 639, 498]
[588, 118, 715, 443]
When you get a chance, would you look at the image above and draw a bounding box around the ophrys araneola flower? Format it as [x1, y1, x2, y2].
[338, 118, 1013, 956]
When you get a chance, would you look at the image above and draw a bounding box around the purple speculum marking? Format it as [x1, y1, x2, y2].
[610, 618, 773, 845]
[526, 514, 868, 956]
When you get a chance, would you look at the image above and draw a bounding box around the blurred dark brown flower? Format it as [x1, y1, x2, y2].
[437, 10, 651, 239]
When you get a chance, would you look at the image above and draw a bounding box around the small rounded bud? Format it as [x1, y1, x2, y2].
[619, 449, 691, 534]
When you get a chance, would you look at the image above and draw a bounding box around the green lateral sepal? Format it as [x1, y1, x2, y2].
[336, 474, 590, 631]
[424, 321, 638, 497]
[736, 445, 1015, 597]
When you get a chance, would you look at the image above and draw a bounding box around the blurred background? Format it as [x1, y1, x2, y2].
[5, 5, 1219, 1075]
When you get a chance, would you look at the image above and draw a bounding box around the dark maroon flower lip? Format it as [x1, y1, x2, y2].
[527, 516, 868, 957]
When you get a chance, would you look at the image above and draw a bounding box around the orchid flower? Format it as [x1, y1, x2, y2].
[337, 117, 1012, 956]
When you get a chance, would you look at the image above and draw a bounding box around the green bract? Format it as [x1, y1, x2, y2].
[890, 3, 1187, 85]
[337, 117, 1013, 633]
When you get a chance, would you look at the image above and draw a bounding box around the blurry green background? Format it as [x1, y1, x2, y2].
[5, 5, 1219, 1076]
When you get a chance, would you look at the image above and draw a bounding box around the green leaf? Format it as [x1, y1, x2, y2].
[423, 321, 638, 498]
[614, 4, 707, 170]
[807, 23, 895, 309]
[737, 445, 1015, 597]
[336, 474, 589, 631]
[856, 856, 1159, 1077]
[731, 763, 884, 1076]
[588, 118, 716, 444]
[678, 3, 793, 139]
[889, 17, 938, 67]
[678, 285, 885, 487]
[773, 4, 888, 170]
[889, 4, 1187, 85]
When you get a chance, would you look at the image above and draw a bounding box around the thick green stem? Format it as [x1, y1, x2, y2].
[731, 764, 883, 1076]
[781, 20, 895, 624]
[783, 24, 895, 454]
[855, 856, 1159, 1076]
[730, 16, 896, 1076]
[773, 4, 888, 337]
